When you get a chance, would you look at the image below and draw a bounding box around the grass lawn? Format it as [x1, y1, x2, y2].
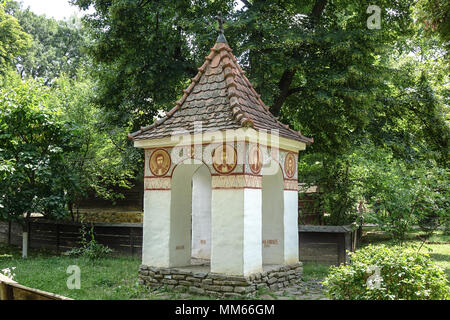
[0, 244, 218, 300]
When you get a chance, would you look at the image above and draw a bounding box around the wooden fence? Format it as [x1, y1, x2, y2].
[0, 274, 71, 300]
[1, 219, 358, 265]
[0, 219, 143, 257]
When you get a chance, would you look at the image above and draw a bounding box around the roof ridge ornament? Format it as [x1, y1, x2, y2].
[215, 11, 228, 43]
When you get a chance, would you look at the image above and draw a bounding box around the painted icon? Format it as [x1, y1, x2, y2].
[212, 144, 237, 174]
[284, 152, 296, 178]
[149, 149, 171, 176]
[248, 145, 263, 174]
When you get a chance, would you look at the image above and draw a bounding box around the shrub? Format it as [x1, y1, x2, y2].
[65, 224, 113, 260]
[322, 245, 449, 300]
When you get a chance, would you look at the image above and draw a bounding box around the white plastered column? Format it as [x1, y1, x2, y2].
[191, 165, 212, 259]
[261, 168, 285, 264]
[211, 187, 262, 276]
[142, 189, 171, 267]
[142, 160, 207, 268]
[283, 189, 299, 264]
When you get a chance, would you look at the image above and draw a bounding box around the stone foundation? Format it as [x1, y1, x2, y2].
[138, 262, 303, 298]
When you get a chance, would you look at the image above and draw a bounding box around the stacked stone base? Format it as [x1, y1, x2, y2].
[138, 262, 303, 298]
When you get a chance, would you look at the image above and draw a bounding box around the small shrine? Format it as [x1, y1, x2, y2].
[129, 17, 313, 297]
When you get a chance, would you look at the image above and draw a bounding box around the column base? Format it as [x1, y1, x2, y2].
[138, 262, 303, 298]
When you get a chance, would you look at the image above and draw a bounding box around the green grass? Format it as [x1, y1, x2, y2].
[0, 244, 215, 300]
[301, 262, 330, 280]
[0, 243, 142, 299]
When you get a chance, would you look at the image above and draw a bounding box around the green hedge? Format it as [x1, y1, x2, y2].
[323, 245, 449, 300]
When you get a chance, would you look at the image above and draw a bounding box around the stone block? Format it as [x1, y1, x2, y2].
[256, 283, 268, 290]
[175, 285, 188, 291]
[189, 287, 205, 295]
[269, 284, 278, 291]
[223, 280, 250, 286]
[220, 286, 234, 292]
[179, 280, 192, 287]
[234, 286, 247, 293]
[267, 277, 277, 284]
[160, 269, 171, 275]
[223, 292, 241, 298]
[193, 272, 208, 279]
[209, 273, 228, 280]
[203, 285, 221, 291]
[162, 279, 178, 285]
[186, 277, 201, 283]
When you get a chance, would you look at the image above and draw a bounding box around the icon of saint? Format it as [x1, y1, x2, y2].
[249, 145, 262, 174]
[150, 149, 171, 176]
[284, 153, 295, 178]
[213, 144, 236, 174]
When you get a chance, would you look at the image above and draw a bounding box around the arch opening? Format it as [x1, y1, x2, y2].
[169, 160, 212, 268]
[261, 162, 285, 265]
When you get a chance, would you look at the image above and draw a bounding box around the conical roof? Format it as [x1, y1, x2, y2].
[129, 36, 313, 144]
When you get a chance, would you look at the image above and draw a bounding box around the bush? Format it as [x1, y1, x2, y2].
[322, 245, 449, 300]
[65, 224, 113, 260]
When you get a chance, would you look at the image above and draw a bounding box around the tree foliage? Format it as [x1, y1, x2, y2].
[0, 3, 30, 73]
[69, 0, 448, 226]
[5, 1, 89, 83]
[52, 73, 138, 219]
[0, 74, 81, 223]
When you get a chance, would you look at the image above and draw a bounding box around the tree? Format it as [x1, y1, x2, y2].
[348, 144, 449, 243]
[5, 1, 89, 83]
[52, 72, 137, 221]
[0, 74, 82, 257]
[0, 3, 30, 73]
[416, 0, 450, 54]
[71, 0, 235, 129]
[75, 0, 447, 225]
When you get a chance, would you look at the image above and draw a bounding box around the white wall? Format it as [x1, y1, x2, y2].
[210, 188, 263, 275]
[191, 165, 212, 259]
[283, 190, 299, 264]
[210, 189, 244, 275]
[142, 190, 171, 267]
[261, 166, 285, 264]
[243, 188, 263, 275]
[169, 164, 195, 267]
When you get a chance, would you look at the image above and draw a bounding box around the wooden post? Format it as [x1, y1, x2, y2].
[7, 221, 11, 246]
[130, 227, 135, 256]
[0, 274, 16, 300]
[28, 221, 31, 248]
[56, 223, 60, 254]
[337, 233, 344, 265]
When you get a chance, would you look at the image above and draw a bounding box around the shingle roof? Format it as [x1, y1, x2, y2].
[129, 35, 313, 144]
